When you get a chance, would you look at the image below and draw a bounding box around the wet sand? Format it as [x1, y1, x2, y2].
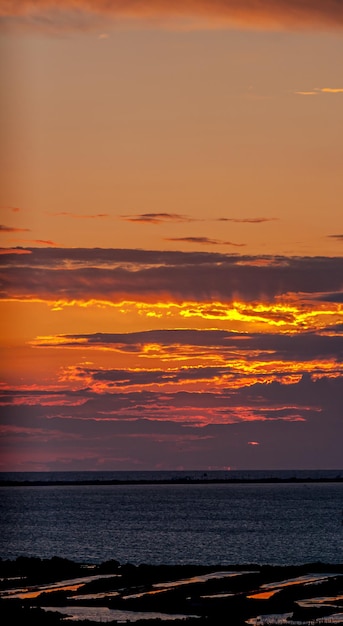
[0, 557, 342, 625]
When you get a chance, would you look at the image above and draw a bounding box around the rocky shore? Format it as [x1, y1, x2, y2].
[0, 557, 342, 625]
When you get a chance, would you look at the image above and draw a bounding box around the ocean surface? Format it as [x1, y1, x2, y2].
[1, 470, 342, 566]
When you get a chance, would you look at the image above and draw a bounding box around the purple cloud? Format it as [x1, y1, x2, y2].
[120, 213, 197, 224]
[1, 248, 342, 302]
[0, 225, 30, 233]
[164, 237, 245, 247]
[38, 329, 343, 362]
[1, 376, 342, 470]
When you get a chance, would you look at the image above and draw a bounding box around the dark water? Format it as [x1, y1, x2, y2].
[1, 471, 342, 566]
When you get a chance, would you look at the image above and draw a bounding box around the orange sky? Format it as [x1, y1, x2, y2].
[0, 1, 342, 471]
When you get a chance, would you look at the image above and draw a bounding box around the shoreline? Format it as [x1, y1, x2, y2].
[1, 557, 343, 625]
[1, 476, 343, 487]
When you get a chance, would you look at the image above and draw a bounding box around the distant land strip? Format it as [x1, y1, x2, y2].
[1, 476, 343, 487]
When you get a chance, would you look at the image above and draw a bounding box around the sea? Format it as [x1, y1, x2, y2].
[1, 470, 342, 566]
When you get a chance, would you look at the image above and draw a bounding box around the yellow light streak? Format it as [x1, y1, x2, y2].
[31, 335, 88, 346]
[4, 298, 342, 334]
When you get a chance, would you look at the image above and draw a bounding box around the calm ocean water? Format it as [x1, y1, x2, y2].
[1, 471, 342, 566]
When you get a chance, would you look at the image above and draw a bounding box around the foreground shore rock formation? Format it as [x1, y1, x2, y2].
[0, 557, 342, 625]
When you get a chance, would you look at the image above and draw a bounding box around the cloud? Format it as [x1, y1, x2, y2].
[73, 364, 231, 387]
[122, 214, 276, 226]
[0, 227, 59, 247]
[319, 87, 343, 93]
[0, 248, 31, 255]
[295, 87, 343, 96]
[315, 292, 343, 303]
[165, 237, 245, 247]
[35, 328, 343, 363]
[10, 238, 59, 246]
[1, 376, 342, 471]
[0, 246, 233, 267]
[120, 213, 197, 224]
[1, 248, 343, 304]
[321, 323, 343, 334]
[33, 239, 59, 246]
[1, 0, 343, 32]
[50, 212, 110, 219]
[295, 91, 318, 96]
[2, 374, 342, 421]
[216, 217, 278, 223]
[328, 234, 343, 240]
[0, 225, 30, 233]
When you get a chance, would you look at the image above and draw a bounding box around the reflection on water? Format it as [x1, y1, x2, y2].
[153, 570, 250, 588]
[73, 591, 120, 600]
[123, 588, 168, 600]
[246, 612, 343, 625]
[123, 570, 251, 599]
[200, 592, 234, 599]
[246, 574, 340, 601]
[247, 590, 279, 600]
[1, 574, 119, 600]
[247, 574, 343, 624]
[43, 606, 200, 622]
[260, 573, 338, 590]
[2, 560, 342, 626]
[298, 594, 343, 608]
[10, 584, 82, 599]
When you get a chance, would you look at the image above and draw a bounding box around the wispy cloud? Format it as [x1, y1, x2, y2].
[32, 239, 59, 246]
[0, 225, 30, 233]
[295, 87, 343, 96]
[120, 213, 197, 224]
[11, 238, 59, 246]
[121, 213, 276, 226]
[328, 234, 343, 240]
[164, 237, 245, 247]
[295, 91, 318, 96]
[320, 87, 343, 93]
[216, 217, 278, 223]
[1, 0, 342, 32]
[50, 212, 110, 219]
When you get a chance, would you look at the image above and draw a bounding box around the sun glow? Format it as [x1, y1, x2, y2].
[20, 298, 343, 335]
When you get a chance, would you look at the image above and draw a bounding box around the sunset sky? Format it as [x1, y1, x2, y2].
[0, 1, 342, 471]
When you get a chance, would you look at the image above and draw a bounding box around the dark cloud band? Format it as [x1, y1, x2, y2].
[1, 248, 343, 302]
